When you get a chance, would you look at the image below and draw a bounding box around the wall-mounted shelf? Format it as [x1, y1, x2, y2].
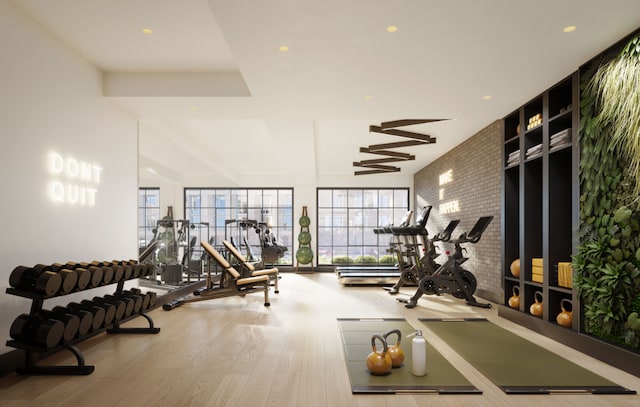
[500, 72, 580, 331]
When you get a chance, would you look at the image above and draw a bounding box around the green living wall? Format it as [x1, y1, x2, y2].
[574, 33, 640, 351]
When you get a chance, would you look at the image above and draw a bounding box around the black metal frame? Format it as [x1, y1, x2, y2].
[6, 275, 160, 376]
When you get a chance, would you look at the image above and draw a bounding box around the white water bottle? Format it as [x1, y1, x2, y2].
[409, 330, 427, 376]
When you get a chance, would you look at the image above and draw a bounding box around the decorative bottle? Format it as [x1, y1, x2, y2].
[409, 330, 427, 376]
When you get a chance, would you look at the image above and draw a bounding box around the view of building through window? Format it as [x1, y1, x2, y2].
[138, 188, 160, 249]
[184, 188, 294, 265]
[317, 188, 410, 265]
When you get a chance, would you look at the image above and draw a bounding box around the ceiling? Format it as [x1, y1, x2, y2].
[12, 0, 640, 184]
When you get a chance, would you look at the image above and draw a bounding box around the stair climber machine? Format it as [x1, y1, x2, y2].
[397, 216, 494, 309]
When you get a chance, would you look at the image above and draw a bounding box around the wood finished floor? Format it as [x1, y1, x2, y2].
[1, 272, 639, 407]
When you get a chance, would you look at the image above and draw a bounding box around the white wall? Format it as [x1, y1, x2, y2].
[0, 1, 138, 354]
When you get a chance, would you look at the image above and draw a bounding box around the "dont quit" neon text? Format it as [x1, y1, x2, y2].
[47, 151, 102, 207]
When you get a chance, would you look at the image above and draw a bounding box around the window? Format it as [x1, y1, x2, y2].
[184, 188, 293, 265]
[138, 188, 160, 249]
[317, 188, 409, 265]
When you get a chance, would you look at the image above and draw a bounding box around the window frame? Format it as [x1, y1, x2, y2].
[316, 187, 410, 265]
[138, 188, 160, 249]
[184, 187, 294, 265]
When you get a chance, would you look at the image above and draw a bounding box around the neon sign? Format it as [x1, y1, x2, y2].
[47, 151, 102, 207]
[438, 169, 459, 214]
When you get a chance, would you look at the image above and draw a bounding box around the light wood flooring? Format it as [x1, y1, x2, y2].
[1, 272, 639, 406]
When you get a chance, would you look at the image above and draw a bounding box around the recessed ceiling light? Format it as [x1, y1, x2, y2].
[386, 26, 398, 33]
[563, 25, 576, 33]
[364, 95, 373, 100]
[142, 28, 153, 35]
[279, 45, 289, 52]
[190, 107, 198, 111]
[483, 95, 492, 100]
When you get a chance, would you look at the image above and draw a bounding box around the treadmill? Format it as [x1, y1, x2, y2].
[336, 207, 431, 286]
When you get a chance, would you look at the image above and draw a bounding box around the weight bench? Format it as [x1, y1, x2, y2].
[222, 240, 280, 294]
[163, 242, 270, 310]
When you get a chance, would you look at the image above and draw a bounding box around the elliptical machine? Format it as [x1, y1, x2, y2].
[399, 216, 493, 309]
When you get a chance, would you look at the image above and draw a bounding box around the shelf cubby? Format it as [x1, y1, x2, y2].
[500, 71, 579, 329]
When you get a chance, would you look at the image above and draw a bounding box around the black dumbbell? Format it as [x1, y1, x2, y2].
[112, 260, 135, 280]
[67, 301, 105, 331]
[92, 296, 126, 322]
[10, 314, 64, 349]
[113, 292, 143, 314]
[73, 267, 91, 291]
[104, 294, 135, 317]
[106, 262, 124, 283]
[71, 262, 104, 288]
[121, 262, 134, 280]
[127, 288, 151, 310]
[34, 264, 78, 295]
[130, 263, 143, 279]
[52, 263, 91, 291]
[102, 265, 114, 285]
[9, 266, 62, 297]
[81, 299, 115, 327]
[133, 288, 157, 310]
[38, 309, 80, 342]
[147, 291, 157, 308]
[51, 305, 92, 337]
[87, 261, 114, 285]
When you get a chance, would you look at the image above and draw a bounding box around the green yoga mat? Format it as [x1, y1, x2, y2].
[337, 318, 481, 394]
[420, 318, 636, 394]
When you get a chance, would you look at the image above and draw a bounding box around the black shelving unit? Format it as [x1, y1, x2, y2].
[6, 261, 160, 375]
[499, 72, 579, 329]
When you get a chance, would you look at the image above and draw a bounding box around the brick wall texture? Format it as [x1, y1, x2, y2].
[414, 120, 503, 303]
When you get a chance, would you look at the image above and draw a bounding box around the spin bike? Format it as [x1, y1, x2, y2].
[399, 216, 493, 309]
[386, 218, 460, 294]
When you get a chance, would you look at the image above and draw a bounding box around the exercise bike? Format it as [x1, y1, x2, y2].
[399, 216, 493, 309]
[386, 218, 459, 294]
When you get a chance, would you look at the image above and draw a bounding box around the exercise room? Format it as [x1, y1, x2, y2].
[2, 1, 640, 406]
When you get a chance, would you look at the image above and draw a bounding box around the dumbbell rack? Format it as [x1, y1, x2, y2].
[5, 262, 160, 376]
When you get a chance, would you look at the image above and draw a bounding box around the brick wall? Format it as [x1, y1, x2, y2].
[414, 120, 503, 303]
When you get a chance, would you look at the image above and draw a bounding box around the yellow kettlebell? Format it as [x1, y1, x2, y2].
[556, 298, 572, 328]
[383, 329, 405, 368]
[366, 334, 392, 375]
[530, 291, 543, 317]
[510, 258, 520, 278]
[508, 286, 520, 309]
